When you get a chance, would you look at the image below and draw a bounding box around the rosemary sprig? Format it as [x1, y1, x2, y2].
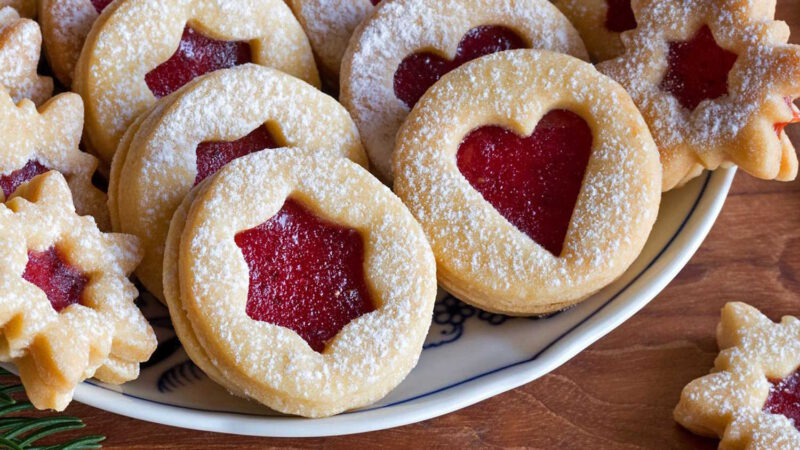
[0, 368, 105, 449]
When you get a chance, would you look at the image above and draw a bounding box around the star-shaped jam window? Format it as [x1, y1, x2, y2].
[598, 0, 800, 191]
[659, 25, 739, 111]
[0, 171, 156, 411]
[674, 302, 800, 447]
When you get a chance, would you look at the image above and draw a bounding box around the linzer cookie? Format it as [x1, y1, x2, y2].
[0, 86, 109, 229]
[675, 302, 800, 447]
[394, 50, 661, 315]
[0, 7, 52, 105]
[340, 0, 588, 182]
[39, 0, 115, 87]
[73, 0, 320, 165]
[110, 64, 367, 302]
[598, 0, 800, 190]
[0, 172, 156, 411]
[163, 151, 436, 417]
[287, 0, 378, 82]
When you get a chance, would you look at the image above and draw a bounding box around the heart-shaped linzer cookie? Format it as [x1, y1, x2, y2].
[393, 25, 526, 109]
[456, 109, 593, 256]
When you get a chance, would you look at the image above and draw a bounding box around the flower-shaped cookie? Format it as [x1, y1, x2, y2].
[287, 0, 377, 82]
[675, 302, 800, 447]
[0, 86, 109, 230]
[598, 0, 800, 191]
[0, 171, 156, 410]
[0, 6, 52, 105]
[73, 0, 320, 165]
[0, 0, 35, 17]
[38, 0, 110, 87]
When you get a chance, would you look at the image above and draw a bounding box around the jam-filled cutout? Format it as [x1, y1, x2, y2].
[194, 125, 278, 185]
[605, 0, 636, 33]
[660, 25, 738, 111]
[393, 25, 526, 109]
[370, 0, 380, 5]
[0, 160, 50, 199]
[90, 0, 113, 14]
[456, 109, 593, 256]
[774, 97, 800, 137]
[763, 369, 800, 431]
[235, 198, 376, 353]
[22, 246, 89, 313]
[145, 27, 252, 99]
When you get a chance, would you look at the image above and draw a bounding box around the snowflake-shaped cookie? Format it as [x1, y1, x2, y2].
[0, 7, 52, 105]
[674, 302, 800, 448]
[0, 171, 156, 410]
[0, 86, 109, 229]
[598, 0, 800, 191]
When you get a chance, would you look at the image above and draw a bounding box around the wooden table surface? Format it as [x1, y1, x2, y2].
[19, 1, 800, 448]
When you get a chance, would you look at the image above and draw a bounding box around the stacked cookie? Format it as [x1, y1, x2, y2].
[0, 0, 798, 424]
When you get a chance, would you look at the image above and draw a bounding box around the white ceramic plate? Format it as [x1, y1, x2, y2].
[7, 167, 736, 437]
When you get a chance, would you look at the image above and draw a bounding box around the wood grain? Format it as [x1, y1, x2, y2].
[21, 1, 800, 448]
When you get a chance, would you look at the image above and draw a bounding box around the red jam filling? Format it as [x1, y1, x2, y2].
[22, 247, 88, 313]
[456, 110, 592, 256]
[194, 126, 277, 185]
[774, 97, 800, 137]
[145, 27, 252, 99]
[393, 25, 526, 109]
[0, 160, 49, 199]
[764, 370, 800, 431]
[605, 0, 636, 33]
[90, 0, 113, 13]
[235, 199, 376, 353]
[660, 25, 738, 111]
[370, 0, 380, 5]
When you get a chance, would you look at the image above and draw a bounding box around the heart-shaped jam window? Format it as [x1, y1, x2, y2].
[457, 110, 593, 256]
[393, 25, 526, 109]
[145, 27, 252, 99]
[605, 0, 636, 33]
[23, 247, 88, 312]
[660, 25, 738, 111]
[194, 126, 278, 185]
[764, 370, 800, 431]
[0, 160, 49, 199]
[235, 199, 376, 353]
[90, 0, 113, 13]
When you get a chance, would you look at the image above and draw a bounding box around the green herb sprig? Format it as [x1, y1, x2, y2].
[0, 368, 104, 450]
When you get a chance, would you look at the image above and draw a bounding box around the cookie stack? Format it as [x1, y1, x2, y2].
[0, 0, 798, 424]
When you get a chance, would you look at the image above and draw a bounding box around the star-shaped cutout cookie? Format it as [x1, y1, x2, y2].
[0, 85, 110, 229]
[0, 6, 52, 105]
[674, 302, 800, 447]
[0, 172, 156, 410]
[598, 0, 800, 191]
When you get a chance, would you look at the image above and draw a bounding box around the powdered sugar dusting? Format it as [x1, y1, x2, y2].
[289, 0, 374, 78]
[115, 64, 364, 300]
[0, 7, 52, 105]
[675, 302, 800, 445]
[39, 0, 99, 86]
[394, 50, 661, 313]
[340, 0, 589, 182]
[175, 152, 435, 417]
[598, 0, 800, 188]
[74, 0, 317, 163]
